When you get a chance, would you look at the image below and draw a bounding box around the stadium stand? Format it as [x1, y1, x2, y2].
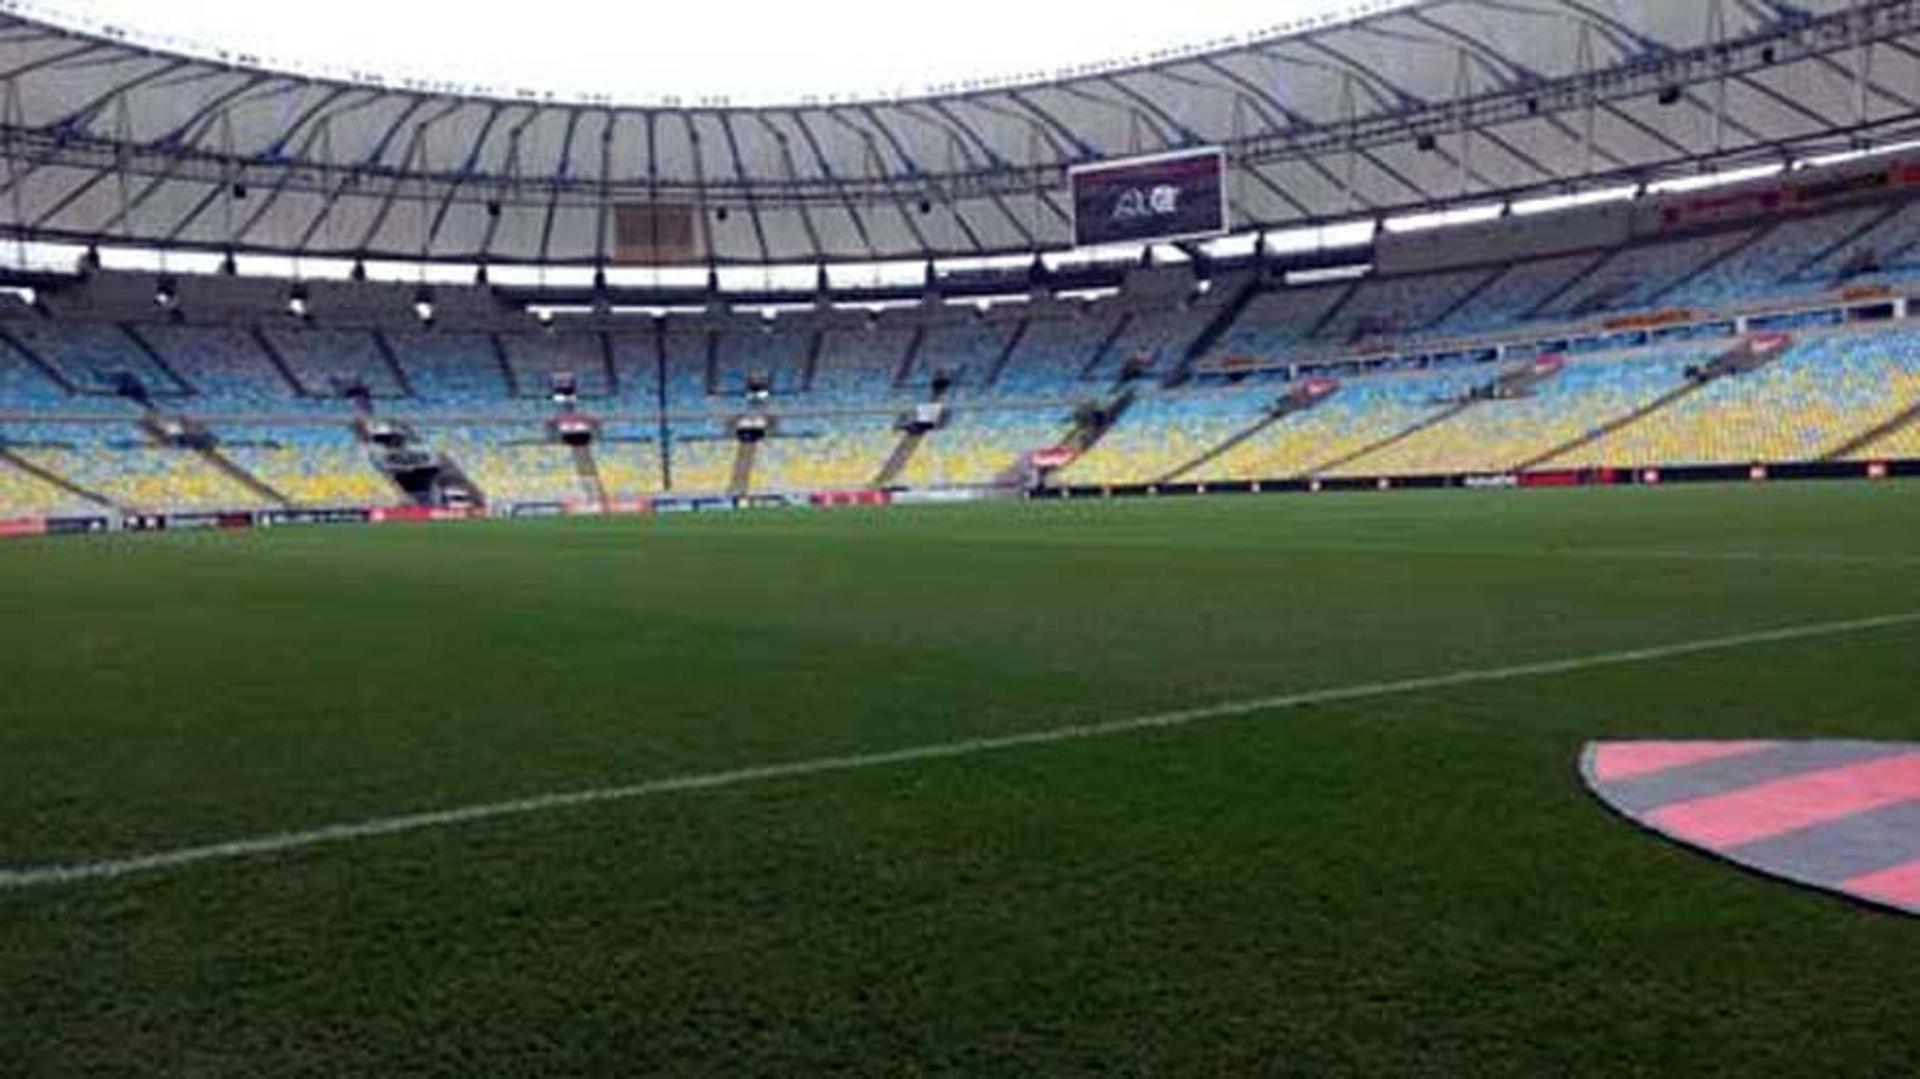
[217, 425, 394, 507]
[2, 320, 187, 397]
[1334, 353, 1705, 477]
[896, 407, 1068, 488]
[501, 332, 610, 399]
[594, 425, 666, 498]
[666, 436, 738, 495]
[1545, 330, 1920, 468]
[754, 415, 898, 492]
[0, 454, 98, 518]
[7, 423, 268, 511]
[1662, 206, 1889, 309]
[1058, 391, 1267, 486]
[1536, 230, 1757, 319]
[1203, 284, 1354, 364]
[1318, 268, 1496, 346]
[993, 314, 1109, 398]
[7, 153, 1920, 523]
[261, 327, 404, 400]
[386, 331, 516, 413]
[1428, 252, 1606, 337]
[1189, 369, 1488, 483]
[1791, 199, 1920, 287]
[138, 323, 330, 415]
[428, 426, 590, 505]
[1854, 414, 1920, 460]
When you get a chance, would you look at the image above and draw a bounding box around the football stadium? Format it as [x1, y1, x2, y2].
[1, 0, 1917, 1074]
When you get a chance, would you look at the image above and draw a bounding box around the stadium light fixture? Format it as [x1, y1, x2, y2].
[412, 285, 434, 325]
[153, 274, 178, 310]
[287, 282, 310, 320]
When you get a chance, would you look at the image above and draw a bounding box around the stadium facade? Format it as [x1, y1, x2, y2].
[0, 0, 1918, 532]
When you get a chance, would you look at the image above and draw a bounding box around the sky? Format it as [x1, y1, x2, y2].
[23, 0, 1389, 106]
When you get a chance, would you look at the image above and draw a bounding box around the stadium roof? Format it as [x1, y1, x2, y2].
[2, 0, 1918, 266]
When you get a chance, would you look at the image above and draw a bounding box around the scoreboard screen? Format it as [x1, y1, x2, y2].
[1068, 148, 1228, 248]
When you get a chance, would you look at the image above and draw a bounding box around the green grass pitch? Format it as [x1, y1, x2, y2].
[1, 482, 1917, 1076]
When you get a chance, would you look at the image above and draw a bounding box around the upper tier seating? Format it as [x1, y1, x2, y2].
[1791, 200, 1920, 286]
[1427, 252, 1605, 338]
[1084, 303, 1217, 382]
[502, 332, 611, 399]
[1662, 206, 1887, 309]
[1536, 230, 1757, 319]
[662, 331, 718, 411]
[4, 320, 187, 397]
[1319, 268, 1496, 346]
[387, 331, 517, 414]
[810, 327, 917, 406]
[261, 327, 404, 399]
[1204, 284, 1352, 364]
[993, 314, 1109, 398]
[913, 319, 1019, 391]
[137, 324, 337, 415]
[712, 324, 810, 398]
[0, 331, 99, 412]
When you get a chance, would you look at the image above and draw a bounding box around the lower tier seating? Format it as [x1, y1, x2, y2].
[897, 408, 1067, 488]
[1546, 332, 1920, 468]
[219, 425, 395, 507]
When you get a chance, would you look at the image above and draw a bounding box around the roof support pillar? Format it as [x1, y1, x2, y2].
[1340, 72, 1359, 213]
[1854, 26, 1873, 129]
[1577, 21, 1598, 179]
[596, 112, 615, 273]
[112, 91, 135, 258]
[1708, 0, 1729, 155]
[1028, 119, 1046, 245]
[1231, 95, 1252, 222]
[5, 78, 24, 267]
[1453, 47, 1472, 199]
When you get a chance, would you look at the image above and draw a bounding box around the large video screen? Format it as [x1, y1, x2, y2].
[1069, 148, 1228, 248]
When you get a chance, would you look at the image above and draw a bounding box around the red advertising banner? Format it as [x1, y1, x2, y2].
[810, 490, 892, 508]
[1030, 446, 1079, 469]
[370, 506, 485, 524]
[0, 517, 46, 538]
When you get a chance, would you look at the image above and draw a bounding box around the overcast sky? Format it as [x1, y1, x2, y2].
[28, 0, 1384, 104]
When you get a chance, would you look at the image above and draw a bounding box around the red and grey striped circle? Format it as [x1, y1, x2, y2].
[1582, 740, 1920, 917]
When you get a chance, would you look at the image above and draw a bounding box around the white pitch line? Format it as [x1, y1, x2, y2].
[4, 609, 1917, 893]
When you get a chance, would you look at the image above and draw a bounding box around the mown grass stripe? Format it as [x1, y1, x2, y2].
[4, 610, 1915, 893]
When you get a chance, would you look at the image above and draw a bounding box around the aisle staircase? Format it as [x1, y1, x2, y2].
[571, 444, 609, 504]
[1825, 400, 1920, 460]
[194, 446, 290, 507]
[873, 430, 924, 487]
[730, 439, 759, 495]
[1163, 384, 1339, 483]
